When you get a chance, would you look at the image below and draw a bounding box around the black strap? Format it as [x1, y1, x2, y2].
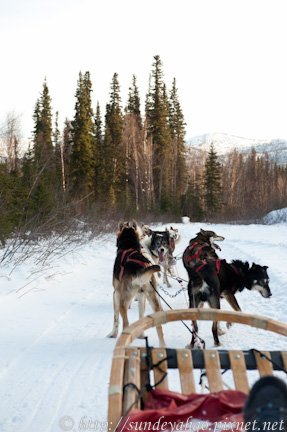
[251, 349, 287, 374]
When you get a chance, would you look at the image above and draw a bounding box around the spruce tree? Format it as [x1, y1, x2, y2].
[103, 73, 124, 207]
[94, 102, 104, 200]
[203, 144, 222, 218]
[33, 81, 54, 171]
[54, 111, 64, 192]
[145, 55, 173, 210]
[29, 79, 56, 217]
[127, 75, 141, 125]
[71, 71, 95, 200]
[62, 118, 73, 193]
[169, 78, 186, 205]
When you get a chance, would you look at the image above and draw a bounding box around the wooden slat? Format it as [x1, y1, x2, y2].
[108, 347, 126, 428]
[254, 350, 273, 377]
[151, 348, 169, 390]
[123, 348, 141, 414]
[203, 350, 223, 392]
[281, 352, 287, 371]
[229, 350, 249, 394]
[176, 349, 196, 394]
[139, 348, 150, 404]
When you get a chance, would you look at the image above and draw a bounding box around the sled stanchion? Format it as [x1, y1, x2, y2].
[177, 349, 196, 394]
[254, 350, 274, 377]
[123, 348, 141, 413]
[203, 350, 224, 392]
[151, 348, 169, 390]
[229, 350, 249, 394]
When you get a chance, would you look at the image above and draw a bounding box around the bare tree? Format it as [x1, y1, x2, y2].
[0, 111, 22, 173]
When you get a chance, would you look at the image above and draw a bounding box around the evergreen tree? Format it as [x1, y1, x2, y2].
[29, 79, 56, 217]
[54, 111, 64, 191]
[127, 75, 141, 126]
[71, 71, 95, 200]
[203, 144, 222, 218]
[62, 118, 73, 193]
[103, 73, 124, 207]
[145, 55, 173, 210]
[169, 78, 186, 204]
[33, 80, 54, 170]
[94, 102, 104, 199]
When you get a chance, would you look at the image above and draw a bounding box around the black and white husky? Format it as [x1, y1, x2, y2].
[140, 225, 180, 287]
[186, 259, 272, 347]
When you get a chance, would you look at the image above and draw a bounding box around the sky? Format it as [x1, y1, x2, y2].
[0, 0, 287, 145]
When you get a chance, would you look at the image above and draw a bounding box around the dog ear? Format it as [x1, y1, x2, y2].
[131, 220, 137, 230]
[263, 265, 269, 270]
[142, 224, 152, 236]
[118, 221, 125, 231]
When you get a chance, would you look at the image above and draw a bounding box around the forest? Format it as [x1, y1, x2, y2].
[0, 55, 287, 242]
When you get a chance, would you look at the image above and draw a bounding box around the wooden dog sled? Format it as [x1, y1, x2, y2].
[108, 309, 287, 430]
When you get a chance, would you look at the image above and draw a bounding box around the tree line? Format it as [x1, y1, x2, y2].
[0, 55, 287, 241]
[184, 145, 287, 221]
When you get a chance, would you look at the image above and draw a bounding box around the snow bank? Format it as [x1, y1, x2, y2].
[262, 207, 287, 224]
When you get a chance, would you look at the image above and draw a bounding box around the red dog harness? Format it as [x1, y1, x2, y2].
[185, 242, 209, 264]
[118, 248, 149, 282]
[196, 258, 222, 274]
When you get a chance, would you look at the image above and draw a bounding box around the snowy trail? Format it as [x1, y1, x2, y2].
[0, 223, 286, 432]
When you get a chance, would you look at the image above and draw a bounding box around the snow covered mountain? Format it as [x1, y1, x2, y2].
[188, 132, 287, 165]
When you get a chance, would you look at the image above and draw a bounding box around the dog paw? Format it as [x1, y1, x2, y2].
[217, 327, 226, 336]
[214, 341, 221, 347]
[107, 332, 117, 338]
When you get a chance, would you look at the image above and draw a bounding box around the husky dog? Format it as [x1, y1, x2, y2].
[108, 221, 165, 346]
[182, 228, 225, 271]
[186, 258, 272, 347]
[140, 225, 179, 287]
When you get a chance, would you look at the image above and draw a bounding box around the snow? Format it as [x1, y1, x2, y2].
[0, 222, 287, 432]
[262, 207, 287, 224]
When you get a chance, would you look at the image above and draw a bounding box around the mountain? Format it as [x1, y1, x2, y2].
[188, 132, 287, 165]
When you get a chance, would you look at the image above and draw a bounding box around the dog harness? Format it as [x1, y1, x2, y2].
[118, 248, 150, 282]
[185, 242, 210, 264]
[196, 258, 222, 274]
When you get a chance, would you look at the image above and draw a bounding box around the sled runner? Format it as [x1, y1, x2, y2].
[108, 309, 287, 431]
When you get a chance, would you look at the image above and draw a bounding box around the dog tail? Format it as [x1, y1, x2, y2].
[140, 264, 160, 275]
[137, 265, 160, 283]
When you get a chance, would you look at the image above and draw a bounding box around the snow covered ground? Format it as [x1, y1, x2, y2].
[0, 222, 286, 432]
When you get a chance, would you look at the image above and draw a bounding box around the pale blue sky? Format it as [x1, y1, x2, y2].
[1, 0, 287, 143]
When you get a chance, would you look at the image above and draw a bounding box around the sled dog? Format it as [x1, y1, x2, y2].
[185, 258, 272, 347]
[108, 221, 165, 346]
